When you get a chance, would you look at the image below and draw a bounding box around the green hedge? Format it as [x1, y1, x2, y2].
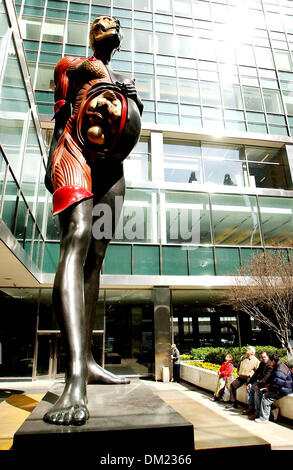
[189, 346, 288, 366]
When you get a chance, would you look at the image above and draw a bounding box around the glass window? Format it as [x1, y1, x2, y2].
[46, 199, 61, 240]
[124, 139, 150, 182]
[197, 38, 216, 61]
[254, 47, 275, 68]
[163, 140, 202, 185]
[236, 45, 255, 66]
[216, 247, 240, 275]
[156, 76, 178, 101]
[222, 85, 243, 109]
[134, 73, 155, 100]
[162, 246, 188, 275]
[47, 8, 67, 19]
[200, 81, 221, 107]
[210, 193, 261, 246]
[192, 1, 211, 21]
[104, 244, 130, 272]
[173, 0, 192, 17]
[243, 86, 264, 111]
[134, 29, 153, 53]
[274, 50, 293, 71]
[246, 147, 287, 189]
[21, 117, 42, 206]
[282, 90, 293, 114]
[35, 164, 47, 230]
[43, 242, 59, 273]
[134, 0, 153, 11]
[262, 89, 284, 114]
[179, 79, 200, 105]
[43, 18, 65, 43]
[189, 246, 215, 275]
[14, 195, 29, 245]
[2, 176, 18, 233]
[163, 191, 211, 245]
[266, 12, 284, 31]
[155, 32, 175, 55]
[258, 196, 293, 246]
[176, 36, 197, 59]
[0, 40, 29, 179]
[202, 143, 247, 187]
[66, 21, 88, 45]
[112, 189, 158, 244]
[19, 16, 42, 41]
[154, 0, 172, 14]
[0, 2, 10, 65]
[133, 245, 160, 275]
[35, 63, 55, 91]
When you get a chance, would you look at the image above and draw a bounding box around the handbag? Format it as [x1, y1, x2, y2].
[222, 386, 230, 402]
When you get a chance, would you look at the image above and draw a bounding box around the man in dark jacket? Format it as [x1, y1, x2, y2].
[171, 344, 180, 383]
[255, 353, 293, 423]
[242, 350, 273, 420]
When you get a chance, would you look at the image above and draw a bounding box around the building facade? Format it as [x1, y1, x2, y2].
[1, 0, 293, 380]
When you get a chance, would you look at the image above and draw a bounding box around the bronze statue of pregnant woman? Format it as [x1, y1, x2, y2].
[44, 16, 143, 426]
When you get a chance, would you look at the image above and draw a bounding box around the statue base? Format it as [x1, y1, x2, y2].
[13, 380, 194, 454]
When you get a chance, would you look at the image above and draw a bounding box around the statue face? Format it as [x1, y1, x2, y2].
[89, 16, 122, 51]
[86, 90, 122, 146]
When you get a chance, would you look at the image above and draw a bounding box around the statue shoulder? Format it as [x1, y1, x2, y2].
[54, 56, 85, 80]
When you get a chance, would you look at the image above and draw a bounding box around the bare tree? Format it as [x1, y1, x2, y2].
[223, 249, 293, 356]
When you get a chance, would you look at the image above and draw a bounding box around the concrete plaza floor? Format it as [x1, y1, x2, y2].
[0, 378, 293, 452]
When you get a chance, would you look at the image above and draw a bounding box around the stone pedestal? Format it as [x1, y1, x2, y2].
[13, 380, 194, 454]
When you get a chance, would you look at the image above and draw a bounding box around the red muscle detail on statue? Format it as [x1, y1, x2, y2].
[54, 56, 84, 103]
[52, 185, 94, 216]
[51, 56, 129, 215]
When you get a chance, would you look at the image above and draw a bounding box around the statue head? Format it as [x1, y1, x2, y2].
[89, 16, 123, 58]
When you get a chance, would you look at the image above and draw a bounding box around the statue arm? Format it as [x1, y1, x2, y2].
[116, 79, 144, 116]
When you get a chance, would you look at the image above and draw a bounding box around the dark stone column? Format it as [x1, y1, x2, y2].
[238, 311, 251, 346]
[210, 313, 221, 346]
[192, 314, 200, 347]
[153, 287, 171, 381]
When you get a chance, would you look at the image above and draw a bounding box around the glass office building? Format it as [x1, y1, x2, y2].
[1, 0, 293, 379]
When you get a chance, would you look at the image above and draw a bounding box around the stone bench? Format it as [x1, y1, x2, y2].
[181, 363, 293, 421]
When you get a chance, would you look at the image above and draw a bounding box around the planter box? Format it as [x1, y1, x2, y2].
[181, 363, 293, 421]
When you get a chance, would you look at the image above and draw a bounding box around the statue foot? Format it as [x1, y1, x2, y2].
[43, 376, 89, 426]
[87, 360, 130, 385]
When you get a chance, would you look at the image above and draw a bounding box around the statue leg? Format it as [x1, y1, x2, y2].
[43, 198, 93, 425]
[84, 175, 130, 384]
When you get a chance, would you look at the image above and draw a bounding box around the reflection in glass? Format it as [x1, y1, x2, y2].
[43, 18, 65, 43]
[258, 196, 293, 246]
[163, 191, 211, 244]
[105, 289, 154, 375]
[164, 140, 202, 184]
[243, 86, 264, 111]
[112, 188, 157, 243]
[0, 38, 29, 179]
[210, 194, 261, 246]
[204, 159, 247, 187]
[19, 15, 42, 41]
[21, 117, 42, 206]
[246, 146, 287, 189]
[1, 177, 18, 233]
[124, 139, 150, 182]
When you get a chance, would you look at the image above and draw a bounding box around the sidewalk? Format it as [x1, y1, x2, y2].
[0, 379, 293, 452]
[146, 380, 293, 451]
